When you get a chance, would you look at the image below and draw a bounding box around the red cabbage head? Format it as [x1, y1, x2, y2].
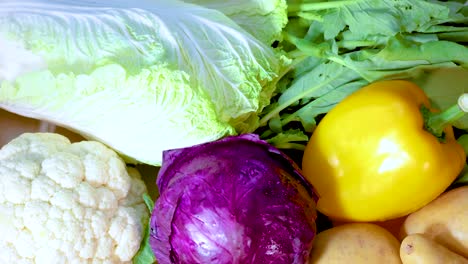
[150, 134, 318, 264]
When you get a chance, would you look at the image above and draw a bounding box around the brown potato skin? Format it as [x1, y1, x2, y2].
[309, 223, 401, 264]
[400, 233, 468, 264]
[400, 186, 468, 258]
[333, 216, 407, 239]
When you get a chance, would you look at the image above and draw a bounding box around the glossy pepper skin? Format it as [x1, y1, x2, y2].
[302, 80, 466, 222]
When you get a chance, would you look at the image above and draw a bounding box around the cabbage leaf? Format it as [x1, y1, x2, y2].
[184, 0, 288, 45]
[0, 0, 282, 165]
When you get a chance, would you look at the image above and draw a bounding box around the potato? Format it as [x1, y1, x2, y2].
[400, 233, 468, 264]
[333, 216, 407, 239]
[400, 186, 468, 258]
[309, 223, 401, 264]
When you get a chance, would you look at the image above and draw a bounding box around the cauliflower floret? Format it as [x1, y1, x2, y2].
[0, 133, 149, 263]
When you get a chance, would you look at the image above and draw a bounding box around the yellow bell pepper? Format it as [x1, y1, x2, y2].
[302, 80, 467, 222]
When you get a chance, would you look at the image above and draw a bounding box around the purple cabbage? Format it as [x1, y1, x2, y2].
[150, 134, 318, 264]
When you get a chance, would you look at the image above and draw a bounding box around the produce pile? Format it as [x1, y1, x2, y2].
[0, 0, 467, 263]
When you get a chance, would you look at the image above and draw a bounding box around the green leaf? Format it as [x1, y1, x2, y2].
[312, 0, 457, 40]
[142, 193, 155, 212]
[416, 67, 468, 129]
[133, 193, 156, 264]
[291, 80, 368, 131]
[262, 0, 468, 141]
[132, 220, 156, 264]
[278, 60, 360, 105]
[259, 60, 360, 126]
[329, 35, 468, 81]
[372, 36, 468, 68]
[265, 129, 309, 150]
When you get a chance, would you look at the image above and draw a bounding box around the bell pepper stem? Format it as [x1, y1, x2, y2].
[425, 93, 468, 137]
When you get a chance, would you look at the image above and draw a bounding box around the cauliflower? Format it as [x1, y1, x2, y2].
[0, 133, 149, 263]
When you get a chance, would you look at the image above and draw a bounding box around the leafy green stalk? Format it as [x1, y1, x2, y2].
[288, 0, 358, 13]
[265, 129, 309, 151]
[259, 66, 352, 126]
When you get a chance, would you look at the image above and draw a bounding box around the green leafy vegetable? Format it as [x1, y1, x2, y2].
[0, 0, 284, 165]
[264, 128, 309, 150]
[289, 0, 461, 40]
[259, 58, 361, 129]
[416, 67, 468, 129]
[258, 0, 468, 145]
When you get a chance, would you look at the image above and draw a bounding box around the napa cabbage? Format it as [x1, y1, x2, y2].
[0, 0, 285, 165]
[184, 0, 288, 45]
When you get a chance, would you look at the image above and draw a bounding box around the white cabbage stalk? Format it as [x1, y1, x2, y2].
[0, 0, 282, 165]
